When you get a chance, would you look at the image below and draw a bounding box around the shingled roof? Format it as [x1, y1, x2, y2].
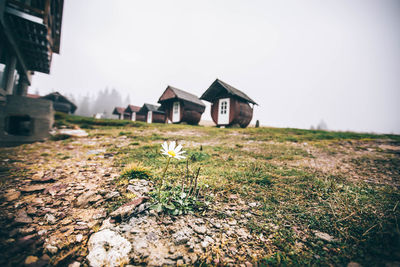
[200, 79, 257, 105]
[112, 107, 126, 115]
[125, 105, 141, 113]
[139, 103, 164, 113]
[158, 86, 205, 107]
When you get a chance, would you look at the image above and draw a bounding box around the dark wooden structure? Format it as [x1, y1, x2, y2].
[125, 104, 141, 121]
[200, 79, 257, 128]
[41, 92, 76, 114]
[158, 86, 205, 125]
[0, 0, 64, 146]
[138, 103, 166, 124]
[112, 107, 128, 120]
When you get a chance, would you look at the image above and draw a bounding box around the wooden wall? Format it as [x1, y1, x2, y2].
[161, 100, 203, 125]
[210, 97, 253, 128]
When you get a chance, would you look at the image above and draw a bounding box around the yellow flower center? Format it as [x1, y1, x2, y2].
[168, 150, 176, 157]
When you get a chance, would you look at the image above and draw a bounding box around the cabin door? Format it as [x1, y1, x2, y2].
[217, 98, 230, 125]
[172, 101, 180, 123]
[147, 111, 152, 123]
[131, 112, 136, 121]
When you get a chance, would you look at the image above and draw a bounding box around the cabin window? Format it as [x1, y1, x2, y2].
[217, 98, 230, 125]
[173, 102, 179, 114]
[5, 115, 33, 136]
[220, 101, 227, 114]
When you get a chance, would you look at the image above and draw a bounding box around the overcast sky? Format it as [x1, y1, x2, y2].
[30, 0, 400, 134]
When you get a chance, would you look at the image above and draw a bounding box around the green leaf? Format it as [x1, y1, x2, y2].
[152, 203, 163, 212]
[164, 203, 175, 210]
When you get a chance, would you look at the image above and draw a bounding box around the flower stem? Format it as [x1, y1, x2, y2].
[159, 157, 171, 199]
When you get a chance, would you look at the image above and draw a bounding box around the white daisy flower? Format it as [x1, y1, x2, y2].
[161, 141, 186, 160]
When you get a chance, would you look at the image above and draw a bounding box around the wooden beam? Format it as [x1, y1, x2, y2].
[7, 0, 45, 17]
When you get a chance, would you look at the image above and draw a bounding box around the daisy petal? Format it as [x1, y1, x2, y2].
[162, 142, 168, 152]
[168, 141, 176, 152]
[174, 144, 183, 153]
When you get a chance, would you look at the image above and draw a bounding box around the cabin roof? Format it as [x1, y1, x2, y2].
[158, 86, 205, 107]
[112, 107, 126, 115]
[200, 79, 257, 105]
[41, 92, 77, 113]
[125, 104, 141, 113]
[139, 103, 165, 113]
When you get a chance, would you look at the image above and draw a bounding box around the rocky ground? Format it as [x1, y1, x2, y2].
[0, 134, 267, 266]
[1, 125, 399, 266]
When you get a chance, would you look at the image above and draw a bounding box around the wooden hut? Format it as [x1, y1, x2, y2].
[125, 105, 141, 121]
[158, 86, 205, 125]
[138, 103, 166, 123]
[41, 92, 77, 114]
[200, 79, 257, 128]
[112, 107, 127, 120]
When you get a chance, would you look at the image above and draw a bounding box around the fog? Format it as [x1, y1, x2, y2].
[30, 0, 400, 133]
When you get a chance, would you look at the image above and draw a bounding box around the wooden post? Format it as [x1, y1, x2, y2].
[3, 54, 17, 95]
[15, 73, 30, 96]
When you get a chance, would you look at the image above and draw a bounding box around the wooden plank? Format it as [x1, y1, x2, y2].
[7, 0, 45, 17]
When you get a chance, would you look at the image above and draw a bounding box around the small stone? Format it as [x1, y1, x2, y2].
[44, 214, 57, 224]
[19, 227, 35, 235]
[201, 236, 214, 248]
[248, 202, 258, 208]
[4, 190, 21, 201]
[192, 225, 207, 234]
[20, 184, 47, 193]
[313, 230, 336, 242]
[173, 228, 192, 245]
[104, 191, 120, 200]
[76, 234, 83, 243]
[87, 229, 131, 267]
[228, 219, 237, 226]
[347, 262, 362, 267]
[245, 261, 253, 267]
[68, 262, 81, 267]
[45, 244, 58, 254]
[190, 254, 198, 263]
[15, 210, 32, 224]
[38, 229, 47, 236]
[110, 197, 149, 218]
[169, 246, 176, 254]
[177, 259, 184, 266]
[24, 255, 38, 265]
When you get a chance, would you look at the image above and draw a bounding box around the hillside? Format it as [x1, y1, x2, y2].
[0, 114, 399, 266]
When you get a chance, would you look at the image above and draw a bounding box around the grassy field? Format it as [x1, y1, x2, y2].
[5, 114, 400, 266]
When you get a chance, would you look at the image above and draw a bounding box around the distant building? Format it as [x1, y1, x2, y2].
[41, 92, 77, 114]
[200, 79, 257, 128]
[138, 103, 166, 123]
[112, 107, 128, 120]
[125, 104, 141, 121]
[158, 86, 205, 125]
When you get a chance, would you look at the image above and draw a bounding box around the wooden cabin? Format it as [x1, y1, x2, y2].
[158, 86, 205, 125]
[0, 0, 64, 146]
[41, 92, 77, 114]
[138, 103, 166, 123]
[125, 104, 141, 121]
[200, 79, 257, 128]
[112, 107, 128, 120]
